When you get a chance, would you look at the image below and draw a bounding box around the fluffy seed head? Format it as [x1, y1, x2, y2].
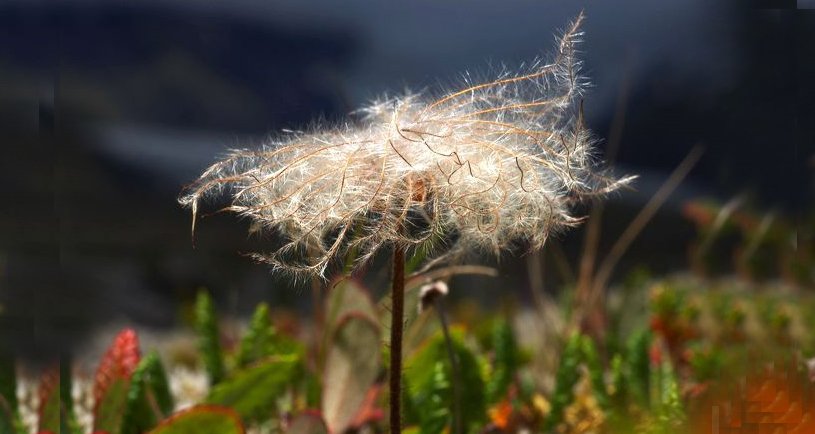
[179, 13, 634, 278]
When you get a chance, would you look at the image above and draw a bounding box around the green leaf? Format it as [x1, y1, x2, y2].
[646, 354, 686, 434]
[206, 355, 300, 423]
[625, 328, 652, 408]
[303, 371, 321, 409]
[609, 353, 625, 399]
[196, 289, 225, 386]
[401, 375, 420, 429]
[146, 355, 174, 417]
[580, 335, 609, 409]
[486, 319, 517, 404]
[606, 353, 628, 430]
[688, 344, 724, 382]
[60, 357, 80, 434]
[0, 404, 14, 434]
[322, 314, 381, 433]
[92, 329, 142, 434]
[404, 328, 486, 434]
[234, 303, 306, 381]
[236, 303, 275, 368]
[0, 355, 17, 434]
[417, 363, 451, 434]
[149, 405, 244, 434]
[36, 367, 60, 434]
[94, 378, 130, 434]
[122, 364, 153, 434]
[545, 333, 582, 431]
[122, 352, 175, 434]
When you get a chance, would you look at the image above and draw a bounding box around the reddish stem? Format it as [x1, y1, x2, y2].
[390, 246, 405, 433]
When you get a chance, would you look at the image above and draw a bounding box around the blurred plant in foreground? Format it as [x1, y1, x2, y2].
[2, 271, 814, 434]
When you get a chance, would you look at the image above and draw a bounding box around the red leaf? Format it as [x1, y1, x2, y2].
[37, 365, 61, 433]
[36, 366, 58, 417]
[649, 342, 663, 366]
[349, 385, 384, 429]
[93, 328, 141, 406]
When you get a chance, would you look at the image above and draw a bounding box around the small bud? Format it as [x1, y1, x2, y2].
[418, 281, 449, 313]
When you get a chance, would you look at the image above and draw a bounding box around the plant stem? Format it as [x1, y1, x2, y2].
[435, 298, 461, 434]
[390, 246, 406, 434]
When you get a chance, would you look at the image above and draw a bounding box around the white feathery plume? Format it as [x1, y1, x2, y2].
[179, 13, 635, 279]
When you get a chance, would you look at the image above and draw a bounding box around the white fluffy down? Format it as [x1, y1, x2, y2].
[179, 13, 633, 278]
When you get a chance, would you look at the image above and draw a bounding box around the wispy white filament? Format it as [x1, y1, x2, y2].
[179, 13, 634, 278]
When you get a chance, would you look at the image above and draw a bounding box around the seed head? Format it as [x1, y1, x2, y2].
[179, 13, 634, 279]
[418, 281, 449, 313]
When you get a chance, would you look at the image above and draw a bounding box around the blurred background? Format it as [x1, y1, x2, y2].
[0, 0, 811, 361]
